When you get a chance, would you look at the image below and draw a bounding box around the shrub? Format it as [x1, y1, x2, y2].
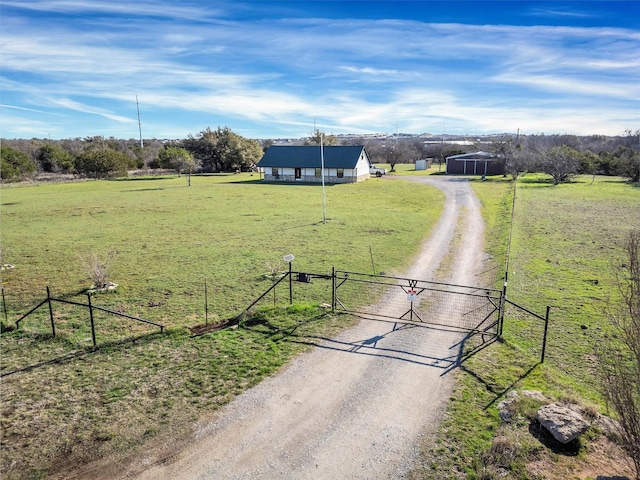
[81, 249, 117, 289]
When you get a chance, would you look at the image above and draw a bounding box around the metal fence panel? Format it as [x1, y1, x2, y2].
[334, 271, 502, 335]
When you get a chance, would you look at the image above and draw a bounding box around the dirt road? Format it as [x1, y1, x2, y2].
[132, 176, 486, 479]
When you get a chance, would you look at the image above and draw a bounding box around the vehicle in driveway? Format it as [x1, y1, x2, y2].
[369, 165, 387, 177]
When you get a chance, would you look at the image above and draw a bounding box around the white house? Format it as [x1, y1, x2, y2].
[256, 145, 371, 183]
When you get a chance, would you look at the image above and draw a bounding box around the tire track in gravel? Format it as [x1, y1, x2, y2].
[130, 176, 486, 480]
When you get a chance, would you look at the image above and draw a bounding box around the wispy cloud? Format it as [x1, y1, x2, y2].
[48, 98, 134, 123]
[1, 0, 219, 21]
[0, 1, 637, 138]
[0, 104, 68, 117]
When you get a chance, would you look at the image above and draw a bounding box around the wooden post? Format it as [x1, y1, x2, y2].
[87, 293, 97, 348]
[46, 286, 55, 337]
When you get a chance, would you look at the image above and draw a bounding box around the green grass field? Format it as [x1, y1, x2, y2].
[1, 173, 443, 326]
[0, 172, 444, 478]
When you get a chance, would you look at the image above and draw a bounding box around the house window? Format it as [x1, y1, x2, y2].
[315, 168, 321, 178]
[271, 167, 278, 177]
[337, 168, 344, 178]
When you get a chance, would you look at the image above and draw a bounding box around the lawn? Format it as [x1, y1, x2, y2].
[0, 172, 444, 478]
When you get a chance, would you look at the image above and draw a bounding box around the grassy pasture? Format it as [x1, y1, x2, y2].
[0, 173, 444, 478]
[1, 173, 443, 329]
[417, 175, 640, 479]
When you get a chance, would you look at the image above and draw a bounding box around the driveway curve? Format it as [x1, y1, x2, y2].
[130, 176, 486, 480]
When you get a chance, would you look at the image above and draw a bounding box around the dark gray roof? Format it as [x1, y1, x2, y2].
[257, 145, 367, 169]
[446, 151, 499, 160]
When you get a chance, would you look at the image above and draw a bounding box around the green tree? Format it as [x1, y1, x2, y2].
[75, 147, 132, 178]
[611, 145, 640, 183]
[156, 146, 198, 185]
[35, 144, 74, 173]
[182, 126, 262, 172]
[0, 145, 35, 181]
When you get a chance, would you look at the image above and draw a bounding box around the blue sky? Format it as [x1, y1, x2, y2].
[1, 1, 638, 140]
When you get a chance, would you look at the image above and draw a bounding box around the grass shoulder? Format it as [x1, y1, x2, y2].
[414, 174, 640, 479]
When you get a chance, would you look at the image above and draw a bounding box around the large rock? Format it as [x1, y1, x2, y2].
[593, 415, 622, 440]
[536, 403, 590, 443]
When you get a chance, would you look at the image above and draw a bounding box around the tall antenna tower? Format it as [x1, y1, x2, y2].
[136, 95, 143, 149]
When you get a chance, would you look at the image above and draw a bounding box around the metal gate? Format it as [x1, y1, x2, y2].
[333, 270, 503, 336]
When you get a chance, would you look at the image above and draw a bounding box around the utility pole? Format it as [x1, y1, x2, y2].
[321, 134, 327, 223]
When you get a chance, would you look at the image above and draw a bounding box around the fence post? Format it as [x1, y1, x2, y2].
[87, 293, 97, 348]
[540, 305, 550, 363]
[498, 273, 507, 337]
[1, 286, 8, 324]
[288, 262, 293, 305]
[331, 266, 336, 313]
[46, 286, 56, 337]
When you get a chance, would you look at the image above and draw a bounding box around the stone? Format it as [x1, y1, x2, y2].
[497, 391, 519, 422]
[520, 390, 548, 402]
[593, 415, 622, 440]
[535, 403, 590, 443]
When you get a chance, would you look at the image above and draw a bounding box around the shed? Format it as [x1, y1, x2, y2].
[445, 151, 505, 176]
[415, 158, 433, 171]
[257, 145, 371, 183]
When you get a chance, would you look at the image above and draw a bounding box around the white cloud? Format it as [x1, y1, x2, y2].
[0, 4, 637, 138]
[48, 98, 135, 123]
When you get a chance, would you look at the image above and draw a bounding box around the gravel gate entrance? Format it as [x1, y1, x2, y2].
[130, 176, 487, 480]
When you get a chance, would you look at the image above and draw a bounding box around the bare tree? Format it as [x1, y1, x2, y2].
[600, 230, 640, 479]
[490, 135, 537, 179]
[305, 128, 337, 146]
[535, 145, 582, 184]
[370, 139, 420, 172]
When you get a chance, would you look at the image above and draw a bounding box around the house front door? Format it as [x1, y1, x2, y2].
[295, 168, 301, 179]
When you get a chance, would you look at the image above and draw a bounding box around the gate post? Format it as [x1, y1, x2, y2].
[46, 286, 56, 337]
[540, 305, 550, 363]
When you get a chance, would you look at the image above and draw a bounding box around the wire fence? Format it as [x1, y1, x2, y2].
[3, 268, 550, 363]
[13, 287, 164, 348]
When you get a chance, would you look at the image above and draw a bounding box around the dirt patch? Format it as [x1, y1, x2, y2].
[526, 435, 634, 480]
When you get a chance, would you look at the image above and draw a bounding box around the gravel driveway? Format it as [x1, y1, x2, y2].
[132, 176, 485, 480]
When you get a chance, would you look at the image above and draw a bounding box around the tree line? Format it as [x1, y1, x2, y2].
[318, 129, 639, 184]
[0, 126, 263, 182]
[1, 127, 638, 184]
